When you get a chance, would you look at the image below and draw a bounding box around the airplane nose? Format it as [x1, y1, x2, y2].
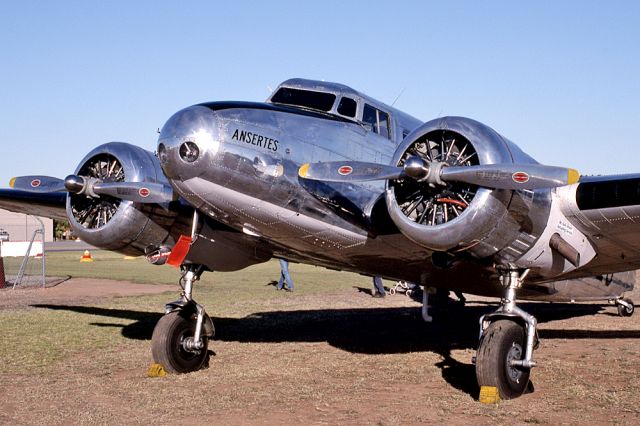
[157, 105, 220, 179]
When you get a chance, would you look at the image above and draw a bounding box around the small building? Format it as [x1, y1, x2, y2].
[0, 208, 54, 242]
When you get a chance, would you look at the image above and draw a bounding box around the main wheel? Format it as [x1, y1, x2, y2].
[151, 311, 209, 374]
[618, 298, 635, 317]
[476, 320, 531, 399]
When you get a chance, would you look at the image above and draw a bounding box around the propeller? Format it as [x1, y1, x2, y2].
[299, 157, 579, 191]
[9, 174, 175, 204]
[9, 175, 67, 192]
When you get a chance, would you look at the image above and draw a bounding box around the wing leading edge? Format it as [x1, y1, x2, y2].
[0, 189, 67, 221]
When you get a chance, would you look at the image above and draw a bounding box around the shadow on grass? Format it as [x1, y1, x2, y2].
[31, 301, 639, 399]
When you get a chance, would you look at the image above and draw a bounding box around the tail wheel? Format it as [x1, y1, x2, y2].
[617, 298, 635, 317]
[391, 130, 479, 226]
[476, 320, 531, 399]
[151, 311, 209, 374]
[69, 153, 124, 229]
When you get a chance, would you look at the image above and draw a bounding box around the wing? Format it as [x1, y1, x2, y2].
[563, 173, 640, 274]
[0, 188, 68, 221]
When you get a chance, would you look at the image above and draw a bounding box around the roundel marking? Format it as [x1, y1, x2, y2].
[31, 179, 41, 188]
[512, 172, 530, 183]
[338, 165, 353, 176]
[138, 187, 151, 198]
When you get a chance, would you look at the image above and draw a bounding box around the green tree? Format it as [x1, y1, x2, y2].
[53, 219, 71, 240]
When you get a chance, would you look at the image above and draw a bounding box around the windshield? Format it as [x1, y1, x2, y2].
[270, 87, 336, 112]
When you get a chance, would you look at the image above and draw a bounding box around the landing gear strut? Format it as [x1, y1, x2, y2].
[475, 268, 537, 399]
[151, 264, 214, 373]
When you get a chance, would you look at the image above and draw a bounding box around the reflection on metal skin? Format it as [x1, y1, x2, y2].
[157, 105, 220, 181]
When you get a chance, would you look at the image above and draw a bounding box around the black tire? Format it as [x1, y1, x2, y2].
[151, 311, 209, 374]
[618, 298, 635, 317]
[476, 319, 531, 400]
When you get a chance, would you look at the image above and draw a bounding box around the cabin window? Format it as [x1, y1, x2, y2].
[363, 104, 391, 139]
[337, 97, 357, 118]
[270, 87, 336, 112]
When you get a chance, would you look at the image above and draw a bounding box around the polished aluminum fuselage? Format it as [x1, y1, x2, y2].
[156, 81, 634, 300]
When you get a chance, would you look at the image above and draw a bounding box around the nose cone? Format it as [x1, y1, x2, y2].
[157, 105, 220, 179]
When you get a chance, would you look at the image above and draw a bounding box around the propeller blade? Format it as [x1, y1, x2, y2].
[299, 161, 403, 182]
[9, 175, 66, 192]
[441, 164, 580, 190]
[92, 181, 175, 203]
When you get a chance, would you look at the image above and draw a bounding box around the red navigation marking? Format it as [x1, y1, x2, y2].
[512, 172, 530, 183]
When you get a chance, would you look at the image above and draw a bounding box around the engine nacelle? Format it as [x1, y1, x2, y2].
[386, 116, 544, 258]
[66, 142, 178, 255]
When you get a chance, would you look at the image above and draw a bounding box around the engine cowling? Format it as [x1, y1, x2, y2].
[386, 116, 538, 258]
[67, 142, 178, 255]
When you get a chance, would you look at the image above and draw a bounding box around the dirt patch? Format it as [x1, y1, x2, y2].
[0, 279, 638, 425]
[0, 278, 174, 309]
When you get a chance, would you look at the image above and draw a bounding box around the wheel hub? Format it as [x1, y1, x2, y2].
[179, 333, 204, 354]
[506, 342, 524, 382]
[181, 335, 204, 352]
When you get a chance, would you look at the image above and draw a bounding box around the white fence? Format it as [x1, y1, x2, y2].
[0, 217, 46, 289]
[0, 241, 44, 258]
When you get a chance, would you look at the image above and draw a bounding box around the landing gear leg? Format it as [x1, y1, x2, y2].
[475, 268, 537, 399]
[151, 264, 215, 373]
[421, 287, 434, 322]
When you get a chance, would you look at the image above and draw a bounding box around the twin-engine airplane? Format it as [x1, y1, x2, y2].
[1, 78, 637, 399]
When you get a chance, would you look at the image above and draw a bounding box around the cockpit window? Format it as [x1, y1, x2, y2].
[270, 87, 336, 112]
[337, 97, 357, 118]
[363, 104, 391, 139]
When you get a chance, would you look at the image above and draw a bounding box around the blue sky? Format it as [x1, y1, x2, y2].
[1, 1, 639, 185]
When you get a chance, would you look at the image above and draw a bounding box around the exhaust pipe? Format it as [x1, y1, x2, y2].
[549, 233, 580, 267]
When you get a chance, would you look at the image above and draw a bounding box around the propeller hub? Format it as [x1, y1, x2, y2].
[403, 156, 446, 185]
[403, 156, 430, 181]
[64, 175, 85, 193]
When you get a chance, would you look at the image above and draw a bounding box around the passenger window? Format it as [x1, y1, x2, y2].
[337, 97, 357, 117]
[363, 104, 391, 139]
